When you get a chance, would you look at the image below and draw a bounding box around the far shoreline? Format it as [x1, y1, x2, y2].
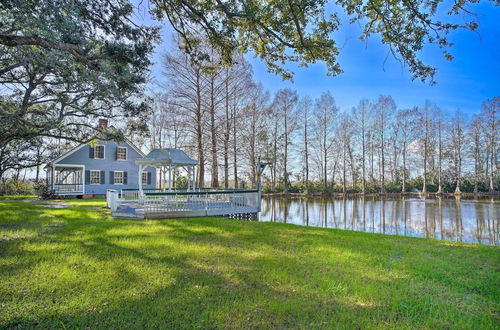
[263, 191, 500, 198]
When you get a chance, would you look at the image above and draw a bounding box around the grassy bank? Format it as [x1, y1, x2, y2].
[0, 200, 498, 328]
[0, 195, 37, 200]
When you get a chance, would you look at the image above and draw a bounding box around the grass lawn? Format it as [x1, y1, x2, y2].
[0, 200, 498, 328]
[0, 195, 37, 200]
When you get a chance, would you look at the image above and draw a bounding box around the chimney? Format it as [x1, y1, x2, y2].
[98, 119, 108, 128]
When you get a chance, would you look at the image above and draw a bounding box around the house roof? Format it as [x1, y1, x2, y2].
[48, 138, 145, 165]
[135, 148, 198, 166]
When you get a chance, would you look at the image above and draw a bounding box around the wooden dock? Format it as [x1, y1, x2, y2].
[107, 189, 260, 220]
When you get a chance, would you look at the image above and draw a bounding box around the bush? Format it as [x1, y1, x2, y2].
[0, 178, 35, 195]
[33, 182, 54, 199]
[175, 176, 188, 189]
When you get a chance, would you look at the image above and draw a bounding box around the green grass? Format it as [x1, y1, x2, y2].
[0, 200, 498, 328]
[59, 198, 106, 207]
[0, 195, 37, 200]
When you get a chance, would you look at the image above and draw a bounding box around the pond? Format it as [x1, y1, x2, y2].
[260, 196, 499, 245]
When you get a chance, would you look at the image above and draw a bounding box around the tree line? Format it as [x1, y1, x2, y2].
[149, 43, 499, 195]
[0, 0, 496, 195]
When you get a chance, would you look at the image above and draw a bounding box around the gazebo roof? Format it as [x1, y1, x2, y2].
[136, 148, 198, 166]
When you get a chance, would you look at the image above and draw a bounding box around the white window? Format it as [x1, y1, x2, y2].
[90, 170, 101, 184]
[117, 147, 127, 160]
[94, 145, 105, 159]
[114, 171, 124, 184]
[142, 172, 148, 185]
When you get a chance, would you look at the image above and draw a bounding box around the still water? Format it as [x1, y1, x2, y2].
[260, 196, 499, 245]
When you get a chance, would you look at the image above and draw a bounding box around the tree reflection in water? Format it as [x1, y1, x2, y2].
[260, 195, 499, 245]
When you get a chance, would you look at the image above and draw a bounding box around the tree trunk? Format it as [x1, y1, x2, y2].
[474, 130, 479, 194]
[342, 139, 347, 194]
[323, 119, 327, 188]
[489, 108, 496, 192]
[361, 119, 366, 194]
[437, 121, 443, 194]
[304, 106, 309, 192]
[283, 105, 289, 194]
[249, 104, 257, 186]
[209, 75, 219, 188]
[422, 107, 428, 193]
[402, 140, 406, 193]
[232, 103, 238, 188]
[195, 72, 205, 188]
[380, 123, 385, 194]
[223, 68, 230, 188]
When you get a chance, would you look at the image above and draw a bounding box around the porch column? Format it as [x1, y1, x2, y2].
[187, 166, 191, 191]
[138, 164, 143, 195]
[191, 165, 196, 191]
[161, 167, 166, 192]
[168, 165, 172, 192]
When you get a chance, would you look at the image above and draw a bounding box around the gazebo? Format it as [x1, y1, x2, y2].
[135, 148, 198, 195]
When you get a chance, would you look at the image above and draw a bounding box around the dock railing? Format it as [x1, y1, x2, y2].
[108, 188, 260, 218]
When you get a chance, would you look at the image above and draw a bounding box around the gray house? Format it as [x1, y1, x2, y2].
[46, 140, 156, 197]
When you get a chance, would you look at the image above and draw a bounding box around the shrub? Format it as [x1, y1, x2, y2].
[0, 178, 35, 195]
[33, 182, 54, 199]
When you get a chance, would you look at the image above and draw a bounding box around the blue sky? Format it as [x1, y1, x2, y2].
[135, 1, 499, 118]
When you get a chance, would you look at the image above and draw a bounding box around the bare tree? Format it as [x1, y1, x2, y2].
[162, 45, 207, 187]
[311, 92, 338, 188]
[396, 107, 419, 193]
[298, 97, 313, 190]
[469, 117, 483, 194]
[352, 99, 370, 194]
[480, 97, 499, 192]
[241, 83, 269, 186]
[451, 109, 465, 194]
[271, 89, 299, 193]
[338, 113, 355, 194]
[434, 109, 445, 194]
[373, 96, 396, 194]
[419, 101, 433, 193]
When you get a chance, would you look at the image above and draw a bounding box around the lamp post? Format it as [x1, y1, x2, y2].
[256, 157, 271, 212]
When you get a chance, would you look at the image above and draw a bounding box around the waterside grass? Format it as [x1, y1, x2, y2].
[0, 200, 498, 328]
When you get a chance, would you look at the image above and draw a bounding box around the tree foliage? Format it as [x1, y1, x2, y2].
[151, 0, 485, 82]
[0, 0, 159, 147]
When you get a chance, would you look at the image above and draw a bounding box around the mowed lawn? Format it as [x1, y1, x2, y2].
[0, 200, 498, 328]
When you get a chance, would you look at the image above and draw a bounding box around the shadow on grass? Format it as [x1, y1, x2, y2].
[1, 201, 499, 328]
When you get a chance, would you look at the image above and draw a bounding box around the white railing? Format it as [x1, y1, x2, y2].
[143, 190, 260, 216]
[54, 184, 84, 193]
[120, 189, 163, 200]
[107, 188, 260, 218]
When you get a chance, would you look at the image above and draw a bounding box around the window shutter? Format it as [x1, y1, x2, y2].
[100, 170, 105, 184]
[85, 170, 90, 184]
[147, 172, 152, 185]
[89, 147, 94, 159]
[123, 171, 128, 184]
[115, 147, 118, 160]
[110, 171, 114, 184]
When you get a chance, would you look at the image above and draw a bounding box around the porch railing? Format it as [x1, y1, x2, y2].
[54, 183, 84, 193]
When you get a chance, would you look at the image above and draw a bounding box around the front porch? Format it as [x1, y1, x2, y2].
[47, 165, 84, 195]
